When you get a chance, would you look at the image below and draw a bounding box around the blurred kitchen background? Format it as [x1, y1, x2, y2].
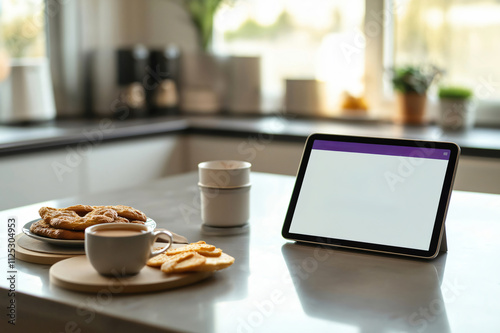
[1, 0, 499, 124]
[1, 0, 500, 210]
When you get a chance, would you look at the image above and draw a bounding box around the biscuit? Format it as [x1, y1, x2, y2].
[160, 252, 206, 274]
[159, 252, 234, 274]
[147, 241, 222, 267]
[48, 207, 118, 231]
[30, 219, 85, 240]
[39, 206, 80, 222]
[40, 206, 146, 231]
[197, 248, 222, 257]
[191, 253, 235, 272]
[111, 216, 144, 224]
[35, 205, 148, 240]
[95, 205, 147, 222]
[39, 205, 94, 218]
[148, 241, 234, 274]
[147, 251, 173, 267]
[64, 205, 94, 216]
[155, 251, 194, 269]
[166, 241, 218, 256]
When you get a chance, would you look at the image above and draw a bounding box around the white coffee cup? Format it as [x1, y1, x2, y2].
[85, 223, 172, 276]
[198, 160, 251, 188]
[198, 160, 251, 227]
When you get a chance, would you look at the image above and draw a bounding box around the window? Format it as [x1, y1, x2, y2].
[214, 0, 500, 124]
[0, 0, 47, 58]
[213, 0, 365, 114]
[395, 0, 500, 100]
[394, 0, 500, 124]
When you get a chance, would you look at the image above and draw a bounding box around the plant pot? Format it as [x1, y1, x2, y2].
[438, 98, 475, 131]
[395, 92, 427, 125]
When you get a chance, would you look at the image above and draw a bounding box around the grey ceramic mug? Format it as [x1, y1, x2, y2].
[85, 223, 172, 276]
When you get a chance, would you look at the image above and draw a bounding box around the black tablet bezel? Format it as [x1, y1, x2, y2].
[281, 133, 460, 259]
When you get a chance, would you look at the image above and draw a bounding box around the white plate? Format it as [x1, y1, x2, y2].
[22, 218, 157, 247]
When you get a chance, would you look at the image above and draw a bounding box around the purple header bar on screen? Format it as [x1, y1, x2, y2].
[312, 140, 451, 160]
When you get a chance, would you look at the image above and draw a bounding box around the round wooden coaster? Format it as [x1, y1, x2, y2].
[17, 234, 85, 255]
[15, 234, 78, 265]
[50, 256, 213, 293]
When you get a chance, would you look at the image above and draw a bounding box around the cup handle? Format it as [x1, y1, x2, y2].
[150, 230, 173, 257]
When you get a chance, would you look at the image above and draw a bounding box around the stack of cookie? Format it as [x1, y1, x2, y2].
[147, 241, 235, 274]
[30, 205, 147, 240]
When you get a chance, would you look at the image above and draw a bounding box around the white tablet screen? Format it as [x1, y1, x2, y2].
[288, 140, 451, 251]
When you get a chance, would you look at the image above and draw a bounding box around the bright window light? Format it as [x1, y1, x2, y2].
[213, 0, 365, 113]
[0, 0, 47, 58]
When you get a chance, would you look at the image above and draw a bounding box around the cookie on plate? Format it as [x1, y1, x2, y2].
[30, 219, 85, 240]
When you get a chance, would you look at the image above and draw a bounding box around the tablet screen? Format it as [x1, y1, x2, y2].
[282, 134, 460, 259]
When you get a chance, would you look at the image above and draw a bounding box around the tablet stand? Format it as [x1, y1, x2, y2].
[439, 227, 448, 252]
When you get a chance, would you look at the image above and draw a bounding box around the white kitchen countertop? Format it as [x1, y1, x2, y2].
[1, 172, 499, 332]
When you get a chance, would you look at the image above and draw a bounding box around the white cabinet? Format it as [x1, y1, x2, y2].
[454, 156, 500, 194]
[83, 135, 185, 194]
[0, 149, 83, 211]
[0, 135, 185, 211]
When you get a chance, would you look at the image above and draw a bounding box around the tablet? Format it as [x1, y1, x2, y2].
[282, 133, 460, 259]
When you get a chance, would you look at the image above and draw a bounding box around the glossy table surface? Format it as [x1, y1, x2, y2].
[1, 172, 500, 332]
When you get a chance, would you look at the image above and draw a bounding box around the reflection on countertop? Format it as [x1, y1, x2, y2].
[281, 242, 450, 332]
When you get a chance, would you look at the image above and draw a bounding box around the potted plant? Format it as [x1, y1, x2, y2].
[185, 0, 226, 52]
[438, 86, 474, 131]
[179, 0, 227, 113]
[181, 0, 262, 114]
[390, 65, 441, 125]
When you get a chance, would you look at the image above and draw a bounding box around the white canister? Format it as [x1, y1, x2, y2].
[284, 79, 328, 116]
[199, 184, 251, 227]
[0, 58, 56, 124]
[225, 56, 261, 114]
[198, 160, 252, 228]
